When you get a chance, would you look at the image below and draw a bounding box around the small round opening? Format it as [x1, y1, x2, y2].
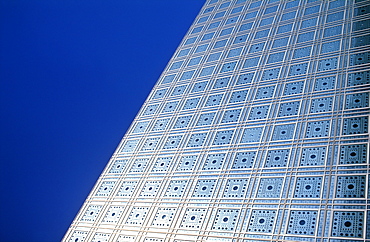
[347, 184, 355, 189]
[202, 186, 207, 191]
[233, 186, 238, 190]
[267, 185, 273, 190]
[259, 218, 265, 224]
[305, 185, 312, 190]
[191, 216, 196, 220]
[299, 220, 306, 225]
[350, 152, 356, 157]
[223, 217, 228, 222]
[344, 221, 352, 227]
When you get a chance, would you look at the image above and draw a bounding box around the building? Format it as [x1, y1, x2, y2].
[63, 0, 370, 241]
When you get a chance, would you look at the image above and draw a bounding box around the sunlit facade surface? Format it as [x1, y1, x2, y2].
[63, 0, 370, 241]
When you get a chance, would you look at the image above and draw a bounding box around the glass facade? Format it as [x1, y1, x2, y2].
[63, 0, 370, 241]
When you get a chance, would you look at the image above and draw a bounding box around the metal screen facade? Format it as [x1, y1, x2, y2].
[63, 0, 370, 241]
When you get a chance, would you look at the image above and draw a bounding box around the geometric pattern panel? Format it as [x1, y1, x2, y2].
[177, 155, 198, 171]
[271, 124, 295, 141]
[108, 159, 128, 174]
[314, 76, 336, 91]
[339, 144, 367, 165]
[164, 180, 188, 198]
[103, 206, 125, 223]
[247, 210, 276, 233]
[347, 71, 370, 86]
[223, 179, 248, 198]
[202, 153, 226, 170]
[152, 157, 173, 172]
[310, 97, 333, 113]
[335, 176, 366, 198]
[192, 179, 217, 198]
[126, 207, 149, 225]
[294, 177, 322, 198]
[117, 181, 138, 197]
[278, 101, 300, 117]
[345, 92, 369, 109]
[248, 105, 270, 120]
[196, 112, 216, 126]
[213, 130, 234, 145]
[264, 149, 290, 168]
[151, 208, 177, 227]
[284, 81, 304, 95]
[80, 205, 102, 222]
[95, 181, 116, 197]
[68, 231, 88, 242]
[139, 181, 161, 197]
[232, 151, 256, 169]
[286, 210, 318, 236]
[305, 121, 330, 138]
[212, 209, 240, 231]
[256, 178, 284, 198]
[300, 147, 327, 166]
[221, 109, 242, 123]
[180, 208, 207, 229]
[342, 117, 368, 135]
[241, 127, 264, 143]
[331, 211, 365, 238]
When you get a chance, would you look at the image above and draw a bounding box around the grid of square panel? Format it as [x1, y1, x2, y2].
[64, 0, 370, 241]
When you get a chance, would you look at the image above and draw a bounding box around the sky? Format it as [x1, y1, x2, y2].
[0, 1, 205, 241]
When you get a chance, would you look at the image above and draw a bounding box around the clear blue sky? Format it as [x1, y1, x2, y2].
[0, 1, 204, 241]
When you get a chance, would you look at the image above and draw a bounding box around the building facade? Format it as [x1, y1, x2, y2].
[63, 0, 370, 241]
